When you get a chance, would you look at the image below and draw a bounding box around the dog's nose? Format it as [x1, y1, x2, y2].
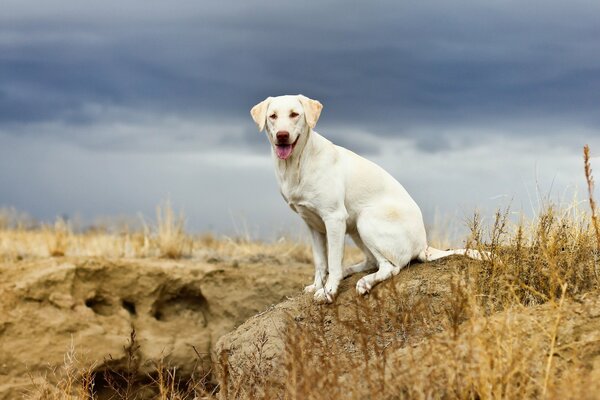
[276, 131, 290, 142]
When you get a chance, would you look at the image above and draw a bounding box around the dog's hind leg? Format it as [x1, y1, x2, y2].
[353, 210, 416, 295]
[343, 233, 377, 278]
[355, 251, 411, 295]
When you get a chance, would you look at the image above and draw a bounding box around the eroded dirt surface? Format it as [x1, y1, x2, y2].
[0, 257, 312, 399]
[215, 258, 474, 392]
[4, 253, 600, 399]
[215, 257, 600, 399]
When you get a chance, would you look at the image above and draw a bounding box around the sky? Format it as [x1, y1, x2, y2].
[1, 0, 599, 240]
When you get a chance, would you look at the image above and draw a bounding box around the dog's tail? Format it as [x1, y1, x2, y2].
[417, 246, 490, 262]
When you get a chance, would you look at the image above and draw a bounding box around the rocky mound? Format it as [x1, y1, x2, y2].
[0, 257, 312, 399]
[215, 258, 469, 398]
[215, 257, 600, 399]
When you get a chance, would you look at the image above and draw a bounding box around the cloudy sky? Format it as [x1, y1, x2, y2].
[1, 0, 599, 240]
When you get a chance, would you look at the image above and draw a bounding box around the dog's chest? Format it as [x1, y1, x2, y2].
[293, 202, 326, 233]
[280, 184, 326, 233]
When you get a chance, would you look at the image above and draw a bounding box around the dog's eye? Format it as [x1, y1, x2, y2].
[269, 114, 277, 120]
[290, 112, 299, 118]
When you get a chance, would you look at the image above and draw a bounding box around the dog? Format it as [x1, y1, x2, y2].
[251, 94, 485, 304]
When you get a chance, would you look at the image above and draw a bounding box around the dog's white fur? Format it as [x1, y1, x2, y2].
[251, 94, 485, 304]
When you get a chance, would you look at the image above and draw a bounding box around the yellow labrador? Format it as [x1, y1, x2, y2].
[251, 95, 485, 304]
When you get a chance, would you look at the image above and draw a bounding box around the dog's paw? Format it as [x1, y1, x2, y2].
[303, 284, 319, 294]
[356, 278, 372, 296]
[313, 288, 334, 304]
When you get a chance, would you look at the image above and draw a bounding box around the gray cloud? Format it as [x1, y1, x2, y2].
[1, 126, 596, 243]
[2, 0, 600, 137]
[1, 0, 600, 238]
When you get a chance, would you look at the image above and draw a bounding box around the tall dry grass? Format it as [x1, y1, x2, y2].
[584, 144, 600, 250]
[0, 200, 320, 263]
[27, 330, 216, 400]
[149, 199, 193, 259]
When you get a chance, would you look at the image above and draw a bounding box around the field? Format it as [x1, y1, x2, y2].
[1, 151, 600, 399]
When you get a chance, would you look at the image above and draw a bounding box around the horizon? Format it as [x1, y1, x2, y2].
[1, 0, 599, 241]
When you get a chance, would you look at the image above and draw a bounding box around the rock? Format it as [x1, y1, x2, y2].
[214, 258, 469, 398]
[0, 257, 312, 399]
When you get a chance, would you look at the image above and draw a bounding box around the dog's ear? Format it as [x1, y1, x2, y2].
[298, 95, 323, 129]
[250, 97, 273, 132]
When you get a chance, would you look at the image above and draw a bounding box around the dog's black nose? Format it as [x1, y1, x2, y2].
[276, 131, 290, 142]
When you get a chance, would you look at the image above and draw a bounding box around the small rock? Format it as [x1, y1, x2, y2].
[48, 292, 75, 309]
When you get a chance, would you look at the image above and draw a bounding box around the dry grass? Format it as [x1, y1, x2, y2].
[45, 218, 71, 257]
[26, 331, 216, 400]
[584, 144, 600, 250]
[26, 339, 96, 400]
[151, 199, 192, 259]
[0, 200, 323, 264]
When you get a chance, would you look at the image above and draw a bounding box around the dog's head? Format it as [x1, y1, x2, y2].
[250, 94, 323, 160]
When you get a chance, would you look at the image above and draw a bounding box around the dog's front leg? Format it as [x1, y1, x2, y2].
[314, 214, 346, 304]
[304, 227, 327, 294]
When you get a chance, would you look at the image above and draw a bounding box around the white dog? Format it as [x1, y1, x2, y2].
[251, 94, 484, 304]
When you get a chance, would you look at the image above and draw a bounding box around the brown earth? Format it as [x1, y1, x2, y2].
[2, 253, 600, 399]
[0, 256, 312, 399]
[215, 257, 600, 399]
[214, 258, 472, 395]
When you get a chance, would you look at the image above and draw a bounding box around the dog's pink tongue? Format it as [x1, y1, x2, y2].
[275, 144, 293, 160]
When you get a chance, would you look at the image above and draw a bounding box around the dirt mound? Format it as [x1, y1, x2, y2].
[215, 257, 600, 399]
[0, 257, 311, 399]
[215, 257, 472, 396]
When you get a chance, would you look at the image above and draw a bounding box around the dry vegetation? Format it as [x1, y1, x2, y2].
[2, 146, 599, 399]
[0, 202, 316, 265]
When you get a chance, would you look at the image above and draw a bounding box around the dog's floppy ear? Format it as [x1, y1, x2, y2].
[297, 95, 323, 129]
[250, 97, 273, 132]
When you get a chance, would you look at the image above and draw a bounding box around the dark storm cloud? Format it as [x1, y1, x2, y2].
[2, 0, 600, 149]
[2, 0, 600, 237]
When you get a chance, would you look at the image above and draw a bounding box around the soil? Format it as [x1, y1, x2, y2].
[215, 257, 600, 399]
[0, 256, 312, 399]
[3, 254, 600, 399]
[215, 258, 473, 388]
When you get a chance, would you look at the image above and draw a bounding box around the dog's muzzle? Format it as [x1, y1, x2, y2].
[275, 135, 299, 160]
